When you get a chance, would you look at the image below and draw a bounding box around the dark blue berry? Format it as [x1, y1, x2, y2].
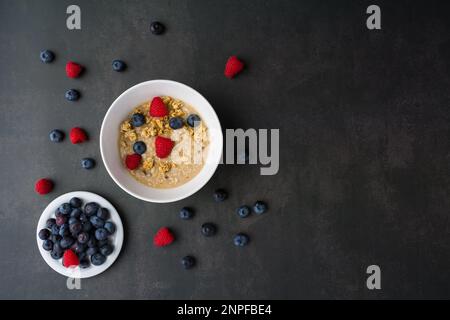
[77, 232, 90, 244]
[70, 208, 82, 218]
[253, 201, 267, 215]
[79, 258, 90, 269]
[179, 207, 194, 220]
[95, 228, 108, 241]
[187, 114, 201, 127]
[237, 205, 250, 218]
[68, 217, 79, 225]
[42, 240, 53, 251]
[97, 207, 109, 220]
[59, 224, 70, 237]
[60, 236, 75, 249]
[82, 221, 93, 232]
[112, 59, 126, 72]
[100, 244, 114, 256]
[131, 113, 145, 127]
[86, 247, 97, 256]
[181, 256, 196, 269]
[38, 229, 50, 240]
[213, 189, 228, 202]
[49, 129, 64, 142]
[79, 213, 88, 222]
[201, 223, 217, 237]
[84, 202, 99, 216]
[104, 221, 116, 235]
[87, 237, 97, 248]
[74, 243, 87, 254]
[69, 197, 82, 208]
[50, 234, 61, 244]
[65, 89, 80, 101]
[81, 158, 95, 170]
[233, 233, 249, 247]
[90, 215, 105, 229]
[150, 21, 165, 35]
[40, 50, 55, 63]
[97, 239, 108, 248]
[133, 141, 147, 154]
[59, 203, 72, 215]
[51, 224, 60, 235]
[91, 253, 107, 266]
[169, 117, 184, 129]
[69, 222, 82, 235]
[45, 218, 56, 229]
[51, 249, 63, 260]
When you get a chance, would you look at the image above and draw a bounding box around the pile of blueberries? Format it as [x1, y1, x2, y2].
[38, 197, 116, 268]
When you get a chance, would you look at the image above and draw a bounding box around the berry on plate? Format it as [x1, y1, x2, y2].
[155, 136, 174, 158]
[133, 141, 147, 155]
[69, 127, 88, 144]
[187, 114, 201, 127]
[112, 59, 126, 72]
[153, 227, 175, 247]
[125, 153, 142, 170]
[131, 113, 145, 127]
[40, 50, 55, 63]
[169, 117, 184, 129]
[224, 56, 244, 79]
[35, 178, 53, 195]
[65, 61, 83, 78]
[70, 197, 82, 208]
[63, 249, 79, 267]
[91, 253, 106, 266]
[84, 202, 99, 216]
[149, 97, 169, 117]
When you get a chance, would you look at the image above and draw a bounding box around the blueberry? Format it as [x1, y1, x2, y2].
[65, 89, 80, 101]
[100, 244, 114, 256]
[213, 189, 228, 202]
[104, 221, 116, 235]
[42, 240, 53, 251]
[81, 158, 95, 170]
[70, 208, 82, 219]
[253, 201, 267, 215]
[187, 114, 201, 127]
[236, 205, 251, 218]
[82, 221, 93, 232]
[131, 113, 145, 127]
[51, 249, 63, 260]
[40, 50, 54, 63]
[50, 234, 62, 244]
[179, 207, 194, 220]
[70, 197, 82, 208]
[169, 117, 184, 129]
[91, 253, 107, 266]
[68, 217, 79, 225]
[77, 252, 87, 261]
[55, 215, 67, 226]
[38, 229, 50, 240]
[133, 141, 147, 154]
[181, 256, 196, 269]
[74, 243, 87, 254]
[112, 59, 126, 72]
[79, 258, 90, 269]
[150, 21, 165, 35]
[201, 223, 217, 237]
[233, 233, 250, 247]
[79, 213, 88, 222]
[84, 202, 99, 216]
[77, 232, 90, 244]
[49, 129, 64, 143]
[95, 228, 108, 241]
[45, 218, 56, 229]
[59, 224, 70, 237]
[90, 216, 105, 229]
[60, 236, 75, 249]
[59, 203, 72, 215]
[87, 237, 97, 248]
[97, 239, 109, 248]
[54, 208, 62, 218]
[86, 247, 97, 257]
[69, 222, 82, 235]
[97, 207, 109, 220]
[51, 224, 60, 235]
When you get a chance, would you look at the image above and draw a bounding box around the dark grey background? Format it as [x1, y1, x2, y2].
[0, 0, 449, 299]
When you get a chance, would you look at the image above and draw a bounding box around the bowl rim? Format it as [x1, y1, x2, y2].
[100, 79, 223, 203]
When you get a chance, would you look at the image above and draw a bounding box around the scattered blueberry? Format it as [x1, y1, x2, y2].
[233, 233, 249, 247]
[70, 208, 82, 219]
[68, 217, 79, 225]
[38, 229, 50, 240]
[131, 113, 145, 127]
[150, 21, 165, 35]
[77, 232, 90, 244]
[59, 203, 72, 215]
[51, 249, 63, 260]
[79, 213, 88, 222]
[84, 202, 99, 216]
[49, 129, 64, 143]
[213, 189, 228, 202]
[112, 59, 126, 72]
[187, 114, 201, 127]
[104, 221, 116, 235]
[91, 253, 107, 266]
[90, 216, 105, 229]
[201, 223, 217, 237]
[42, 240, 53, 251]
[79, 258, 90, 269]
[70, 197, 82, 208]
[100, 244, 114, 256]
[65, 89, 80, 101]
[237, 205, 251, 218]
[97, 207, 109, 220]
[69, 222, 82, 235]
[40, 50, 55, 63]
[95, 228, 108, 241]
[253, 201, 267, 215]
[74, 243, 87, 254]
[133, 141, 147, 155]
[179, 207, 194, 220]
[181, 256, 196, 269]
[169, 117, 184, 129]
[45, 218, 56, 229]
[81, 158, 96, 170]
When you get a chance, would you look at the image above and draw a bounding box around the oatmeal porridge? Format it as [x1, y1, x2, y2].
[119, 96, 209, 188]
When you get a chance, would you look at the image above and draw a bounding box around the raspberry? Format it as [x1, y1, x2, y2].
[69, 127, 88, 144]
[153, 227, 175, 247]
[35, 178, 53, 195]
[224, 56, 244, 79]
[149, 97, 169, 117]
[125, 153, 142, 170]
[155, 136, 174, 158]
[63, 250, 79, 268]
[65, 61, 83, 78]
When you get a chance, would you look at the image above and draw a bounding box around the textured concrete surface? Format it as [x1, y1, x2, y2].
[0, 0, 450, 299]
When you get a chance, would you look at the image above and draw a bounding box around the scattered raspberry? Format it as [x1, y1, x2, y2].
[65, 61, 83, 78]
[149, 97, 169, 117]
[69, 127, 88, 144]
[153, 227, 175, 247]
[35, 178, 53, 195]
[155, 136, 174, 158]
[63, 250, 79, 268]
[224, 56, 244, 79]
[125, 153, 142, 170]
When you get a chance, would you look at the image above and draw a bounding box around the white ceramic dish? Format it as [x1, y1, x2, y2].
[36, 191, 123, 279]
[100, 80, 223, 203]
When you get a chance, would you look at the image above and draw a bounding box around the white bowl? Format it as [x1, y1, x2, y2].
[100, 80, 223, 203]
[36, 191, 124, 279]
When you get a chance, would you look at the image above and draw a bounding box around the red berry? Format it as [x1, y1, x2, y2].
[35, 178, 53, 195]
[125, 153, 142, 170]
[149, 97, 169, 117]
[63, 250, 79, 268]
[224, 56, 244, 79]
[65, 61, 83, 78]
[155, 136, 174, 158]
[153, 227, 175, 247]
[69, 127, 88, 144]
